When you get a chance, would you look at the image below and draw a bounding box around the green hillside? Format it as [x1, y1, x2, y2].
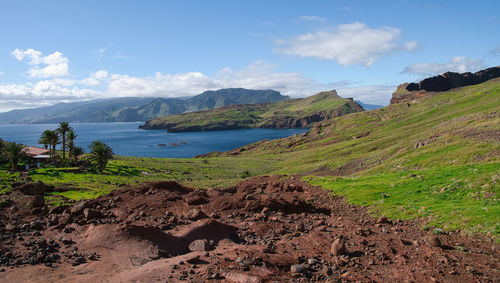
[140, 90, 364, 131]
[218, 78, 500, 236]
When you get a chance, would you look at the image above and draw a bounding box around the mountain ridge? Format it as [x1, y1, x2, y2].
[140, 90, 364, 132]
[0, 88, 289, 124]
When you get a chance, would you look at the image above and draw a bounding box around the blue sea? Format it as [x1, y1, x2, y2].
[0, 122, 308, 158]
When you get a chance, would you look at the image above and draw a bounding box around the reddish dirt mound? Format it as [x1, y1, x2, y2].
[0, 176, 498, 282]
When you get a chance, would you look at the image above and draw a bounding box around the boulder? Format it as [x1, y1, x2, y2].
[27, 195, 45, 208]
[424, 236, 442, 248]
[330, 238, 347, 256]
[70, 201, 90, 215]
[5, 223, 19, 232]
[83, 208, 101, 220]
[189, 239, 210, 252]
[290, 264, 307, 276]
[185, 208, 207, 221]
[17, 181, 52, 196]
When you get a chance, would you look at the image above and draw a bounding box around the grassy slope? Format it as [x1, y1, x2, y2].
[1, 80, 498, 236]
[2, 156, 275, 206]
[143, 90, 361, 131]
[231, 79, 500, 236]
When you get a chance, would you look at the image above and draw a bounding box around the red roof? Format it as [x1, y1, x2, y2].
[22, 146, 50, 157]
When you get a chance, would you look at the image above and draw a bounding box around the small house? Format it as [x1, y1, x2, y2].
[22, 146, 51, 167]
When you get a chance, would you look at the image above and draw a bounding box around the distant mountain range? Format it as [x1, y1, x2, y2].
[0, 88, 289, 124]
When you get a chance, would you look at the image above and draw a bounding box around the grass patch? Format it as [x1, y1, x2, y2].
[304, 163, 500, 237]
[16, 155, 277, 203]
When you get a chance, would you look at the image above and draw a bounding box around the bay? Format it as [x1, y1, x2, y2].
[0, 122, 308, 158]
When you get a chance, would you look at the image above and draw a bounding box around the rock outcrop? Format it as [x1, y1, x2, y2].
[391, 66, 500, 104]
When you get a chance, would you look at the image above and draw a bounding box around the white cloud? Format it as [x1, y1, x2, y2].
[1, 60, 393, 111]
[52, 78, 76, 87]
[80, 70, 109, 86]
[275, 22, 417, 66]
[404, 41, 419, 52]
[0, 81, 99, 111]
[402, 56, 485, 76]
[298, 16, 327, 23]
[12, 48, 69, 78]
[105, 61, 347, 98]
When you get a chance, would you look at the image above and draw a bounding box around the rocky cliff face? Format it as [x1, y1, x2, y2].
[257, 99, 363, 129]
[391, 66, 500, 104]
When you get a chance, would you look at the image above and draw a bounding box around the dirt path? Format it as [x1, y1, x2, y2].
[0, 176, 498, 282]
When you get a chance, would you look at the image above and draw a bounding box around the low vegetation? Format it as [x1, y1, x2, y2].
[141, 90, 363, 132]
[0, 77, 498, 239]
[223, 78, 500, 238]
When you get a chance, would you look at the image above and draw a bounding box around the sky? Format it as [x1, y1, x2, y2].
[0, 0, 499, 112]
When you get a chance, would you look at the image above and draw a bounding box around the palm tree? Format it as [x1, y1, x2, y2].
[39, 130, 60, 161]
[38, 130, 51, 149]
[88, 141, 114, 172]
[57, 122, 72, 160]
[66, 130, 77, 160]
[4, 142, 25, 172]
[72, 146, 85, 162]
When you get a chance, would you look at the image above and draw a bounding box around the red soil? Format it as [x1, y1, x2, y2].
[0, 176, 498, 282]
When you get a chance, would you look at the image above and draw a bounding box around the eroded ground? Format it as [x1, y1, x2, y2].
[0, 176, 498, 282]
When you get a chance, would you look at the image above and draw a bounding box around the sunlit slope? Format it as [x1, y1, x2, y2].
[231, 78, 500, 236]
[140, 90, 364, 132]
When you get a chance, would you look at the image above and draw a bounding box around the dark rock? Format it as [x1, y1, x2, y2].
[26, 195, 45, 208]
[72, 255, 87, 266]
[5, 223, 19, 232]
[70, 201, 89, 215]
[83, 208, 101, 220]
[185, 209, 207, 221]
[185, 191, 209, 205]
[30, 221, 44, 231]
[290, 264, 307, 275]
[376, 216, 392, 224]
[189, 239, 210, 252]
[186, 255, 201, 264]
[48, 205, 68, 215]
[37, 239, 48, 249]
[17, 181, 53, 195]
[424, 236, 442, 248]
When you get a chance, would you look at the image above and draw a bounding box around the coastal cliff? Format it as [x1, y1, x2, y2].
[140, 90, 364, 132]
[391, 66, 500, 104]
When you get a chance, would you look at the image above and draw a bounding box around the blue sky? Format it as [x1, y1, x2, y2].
[0, 0, 499, 111]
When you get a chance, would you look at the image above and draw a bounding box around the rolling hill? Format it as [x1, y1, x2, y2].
[210, 75, 500, 236]
[140, 90, 364, 131]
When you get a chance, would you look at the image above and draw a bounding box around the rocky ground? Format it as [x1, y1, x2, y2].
[0, 176, 498, 282]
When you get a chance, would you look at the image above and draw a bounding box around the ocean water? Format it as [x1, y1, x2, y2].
[0, 122, 308, 158]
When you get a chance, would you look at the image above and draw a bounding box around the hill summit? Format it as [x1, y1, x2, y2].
[140, 90, 364, 132]
[391, 66, 500, 104]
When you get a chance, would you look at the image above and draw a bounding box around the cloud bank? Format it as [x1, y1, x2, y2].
[275, 22, 418, 66]
[1, 49, 396, 112]
[12, 48, 69, 78]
